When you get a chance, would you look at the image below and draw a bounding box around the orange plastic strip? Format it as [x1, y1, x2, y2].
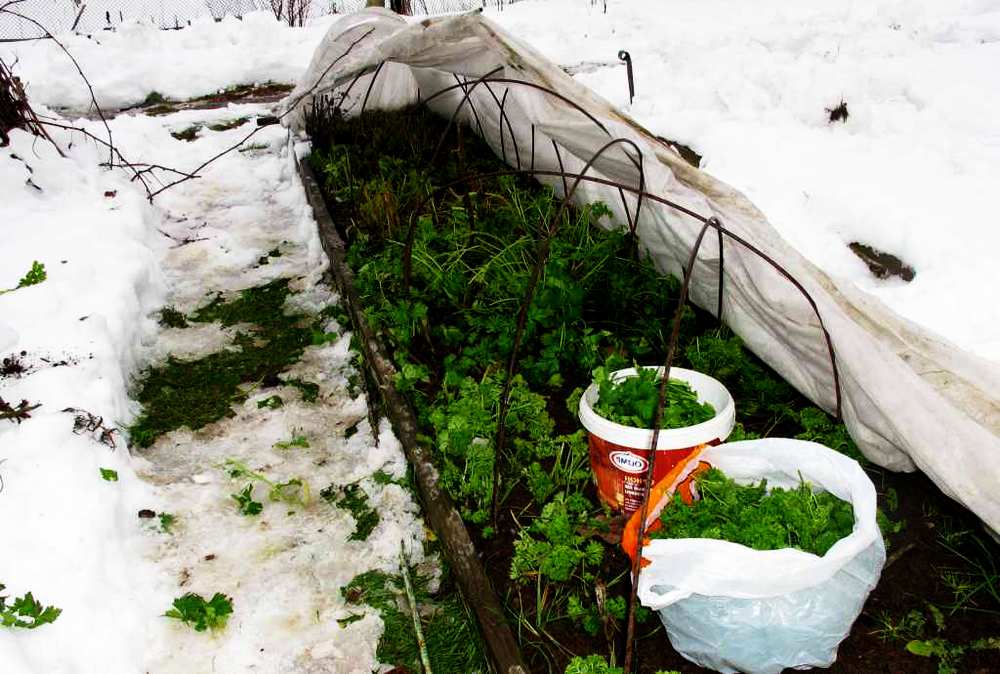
[621, 447, 707, 564]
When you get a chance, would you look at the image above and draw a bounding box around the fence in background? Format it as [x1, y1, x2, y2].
[0, 0, 515, 40]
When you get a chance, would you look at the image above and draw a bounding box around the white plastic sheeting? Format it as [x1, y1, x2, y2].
[283, 9, 1000, 533]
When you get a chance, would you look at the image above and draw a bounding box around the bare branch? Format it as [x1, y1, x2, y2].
[3, 7, 115, 164]
[3, 7, 373, 202]
[37, 119, 158, 196]
[0, 0, 29, 14]
[1, 55, 61, 152]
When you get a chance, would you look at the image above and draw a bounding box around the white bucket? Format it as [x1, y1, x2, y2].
[578, 366, 735, 514]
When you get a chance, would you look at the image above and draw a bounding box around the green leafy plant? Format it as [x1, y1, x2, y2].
[337, 613, 364, 628]
[591, 360, 715, 429]
[231, 484, 263, 516]
[428, 372, 554, 523]
[683, 332, 794, 426]
[650, 467, 855, 556]
[795, 406, 865, 463]
[270, 478, 309, 506]
[164, 592, 233, 632]
[510, 493, 602, 584]
[238, 142, 269, 153]
[872, 608, 926, 642]
[1, 261, 47, 295]
[372, 469, 399, 485]
[19, 261, 46, 287]
[170, 125, 200, 142]
[285, 378, 320, 402]
[159, 512, 176, 533]
[342, 569, 486, 672]
[567, 592, 627, 636]
[100, 468, 119, 482]
[207, 117, 250, 132]
[311, 327, 339, 346]
[905, 638, 966, 674]
[257, 395, 284, 410]
[224, 459, 310, 509]
[322, 483, 379, 541]
[563, 655, 680, 674]
[0, 584, 61, 629]
[564, 655, 623, 674]
[273, 434, 309, 449]
[875, 603, 1000, 674]
[937, 530, 1000, 613]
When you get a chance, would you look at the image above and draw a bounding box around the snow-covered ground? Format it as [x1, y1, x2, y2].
[1, 12, 335, 110]
[123, 108, 428, 673]
[488, 0, 1000, 362]
[1, 119, 167, 674]
[0, 0, 336, 39]
[1, 98, 429, 672]
[0, 0, 479, 39]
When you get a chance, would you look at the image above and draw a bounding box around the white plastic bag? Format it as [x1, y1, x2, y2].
[635, 439, 886, 674]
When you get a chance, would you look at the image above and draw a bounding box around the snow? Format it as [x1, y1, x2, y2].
[487, 0, 1000, 362]
[0, 123, 167, 673]
[0, 1, 342, 38]
[115, 110, 428, 672]
[0, 11, 336, 111]
[1, 96, 428, 674]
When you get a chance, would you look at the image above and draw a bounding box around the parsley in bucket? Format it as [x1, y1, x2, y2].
[578, 364, 734, 514]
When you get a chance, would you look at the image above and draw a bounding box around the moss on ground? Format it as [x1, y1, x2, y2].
[130, 278, 334, 448]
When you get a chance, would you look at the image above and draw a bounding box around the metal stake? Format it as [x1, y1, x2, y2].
[618, 50, 634, 104]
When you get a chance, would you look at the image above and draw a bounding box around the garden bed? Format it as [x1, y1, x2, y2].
[300, 105, 1000, 674]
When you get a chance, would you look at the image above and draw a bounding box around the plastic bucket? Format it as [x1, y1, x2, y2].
[578, 366, 735, 514]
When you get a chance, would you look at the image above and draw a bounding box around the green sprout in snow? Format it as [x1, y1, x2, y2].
[0, 261, 46, 295]
[0, 584, 61, 629]
[164, 592, 233, 632]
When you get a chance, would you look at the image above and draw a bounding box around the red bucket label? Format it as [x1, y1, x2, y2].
[589, 434, 721, 514]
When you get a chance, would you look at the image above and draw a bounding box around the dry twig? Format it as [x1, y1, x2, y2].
[0, 396, 41, 424]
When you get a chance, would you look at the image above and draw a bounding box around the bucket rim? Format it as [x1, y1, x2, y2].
[578, 366, 735, 450]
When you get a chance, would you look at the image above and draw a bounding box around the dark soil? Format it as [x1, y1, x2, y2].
[828, 100, 850, 124]
[849, 242, 916, 283]
[1, 350, 85, 379]
[1, 351, 27, 378]
[656, 136, 702, 168]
